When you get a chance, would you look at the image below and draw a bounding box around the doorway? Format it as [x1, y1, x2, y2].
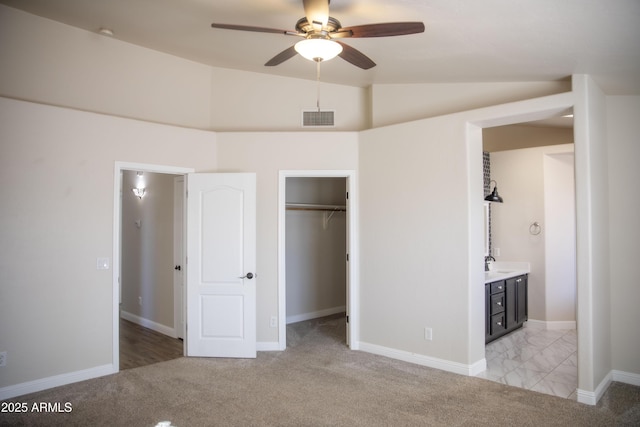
[278, 170, 359, 351]
[285, 177, 347, 329]
[481, 121, 577, 398]
[112, 162, 194, 371]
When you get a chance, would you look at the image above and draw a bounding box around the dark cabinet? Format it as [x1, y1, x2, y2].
[485, 274, 528, 344]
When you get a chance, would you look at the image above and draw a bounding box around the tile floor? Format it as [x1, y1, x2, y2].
[477, 325, 578, 400]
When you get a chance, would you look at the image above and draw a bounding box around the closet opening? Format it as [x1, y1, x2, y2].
[277, 170, 359, 351]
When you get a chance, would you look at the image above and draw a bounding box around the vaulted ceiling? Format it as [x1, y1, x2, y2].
[2, 0, 639, 94]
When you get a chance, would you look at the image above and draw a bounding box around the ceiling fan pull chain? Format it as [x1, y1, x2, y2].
[316, 60, 321, 112]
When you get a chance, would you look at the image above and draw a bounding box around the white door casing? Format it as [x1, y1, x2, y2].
[186, 173, 257, 358]
[277, 170, 359, 351]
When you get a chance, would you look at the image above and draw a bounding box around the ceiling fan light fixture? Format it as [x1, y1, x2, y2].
[295, 38, 342, 62]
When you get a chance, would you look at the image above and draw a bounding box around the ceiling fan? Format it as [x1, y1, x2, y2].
[211, 0, 425, 69]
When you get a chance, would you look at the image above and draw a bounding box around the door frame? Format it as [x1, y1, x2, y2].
[112, 161, 194, 371]
[277, 170, 359, 351]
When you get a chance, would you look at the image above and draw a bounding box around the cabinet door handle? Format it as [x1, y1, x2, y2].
[497, 321, 502, 326]
[496, 301, 502, 306]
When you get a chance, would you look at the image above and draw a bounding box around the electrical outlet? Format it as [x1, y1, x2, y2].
[138, 296, 142, 306]
[270, 316, 277, 328]
[424, 327, 433, 341]
[0, 351, 7, 367]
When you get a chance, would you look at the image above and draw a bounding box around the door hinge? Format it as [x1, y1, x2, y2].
[346, 315, 349, 323]
[346, 191, 349, 200]
[346, 253, 349, 262]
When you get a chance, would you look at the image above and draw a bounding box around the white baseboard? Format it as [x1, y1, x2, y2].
[577, 371, 612, 405]
[120, 310, 176, 338]
[612, 370, 640, 387]
[358, 341, 481, 376]
[526, 319, 576, 330]
[576, 369, 640, 405]
[0, 364, 116, 400]
[257, 341, 280, 351]
[286, 306, 346, 324]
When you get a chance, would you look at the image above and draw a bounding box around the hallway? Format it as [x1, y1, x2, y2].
[119, 319, 183, 370]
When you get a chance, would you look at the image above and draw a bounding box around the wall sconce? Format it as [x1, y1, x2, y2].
[132, 187, 146, 199]
[484, 180, 504, 203]
[132, 171, 146, 199]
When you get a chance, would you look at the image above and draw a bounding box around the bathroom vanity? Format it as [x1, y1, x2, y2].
[485, 270, 528, 344]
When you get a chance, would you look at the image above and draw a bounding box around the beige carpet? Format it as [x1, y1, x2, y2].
[1, 315, 639, 426]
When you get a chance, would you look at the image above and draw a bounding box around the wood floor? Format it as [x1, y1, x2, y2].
[119, 318, 184, 370]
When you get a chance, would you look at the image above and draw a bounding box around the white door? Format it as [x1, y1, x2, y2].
[186, 173, 256, 358]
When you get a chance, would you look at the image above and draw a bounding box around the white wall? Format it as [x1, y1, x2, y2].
[544, 153, 576, 324]
[607, 96, 640, 377]
[359, 114, 478, 365]
[490, 144, 575, 324]
[121, 171, 176, 331]
[0, 5, 212, 130]
[210, 67, 369, 131]
[0, 97, 216, 392]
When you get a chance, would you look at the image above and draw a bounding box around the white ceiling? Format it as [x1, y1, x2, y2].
[2, 0, 639, 94]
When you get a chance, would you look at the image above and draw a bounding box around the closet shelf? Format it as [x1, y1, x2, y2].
[286, 203, 346, 212]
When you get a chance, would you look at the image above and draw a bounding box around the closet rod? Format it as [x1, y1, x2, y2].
[286, 203, 346, 212]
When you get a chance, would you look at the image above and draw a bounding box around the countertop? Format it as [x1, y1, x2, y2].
[484, 261, 530, 284]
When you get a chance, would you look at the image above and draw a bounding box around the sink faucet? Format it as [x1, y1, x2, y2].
[484, 255, 495, 271]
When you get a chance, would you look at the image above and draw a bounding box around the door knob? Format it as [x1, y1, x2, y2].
[239, 272, 254, 279]
[174, 265, 181, 271]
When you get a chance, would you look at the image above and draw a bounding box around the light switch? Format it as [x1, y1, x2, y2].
[97, 257, 110, 270]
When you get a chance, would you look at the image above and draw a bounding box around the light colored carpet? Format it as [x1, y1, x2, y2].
[1, 315, 639, 426]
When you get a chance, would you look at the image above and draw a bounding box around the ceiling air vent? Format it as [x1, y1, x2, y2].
[302, 110, 335, 127]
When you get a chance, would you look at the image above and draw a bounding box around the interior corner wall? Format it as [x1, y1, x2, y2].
[121, 171, 175, 330]
[215, 132, 358, 345]
[607, 95, 640, 377]
[0, 97, 216, 391]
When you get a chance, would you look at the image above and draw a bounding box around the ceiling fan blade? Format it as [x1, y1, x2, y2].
[339, 22, 425, 38]
[337, 42, 376, 70]
[302, 0, 329, 29]
[265, 46, 299, 66]
[211, 23, 300, 36]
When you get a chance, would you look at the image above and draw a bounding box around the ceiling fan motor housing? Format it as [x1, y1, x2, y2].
[296, 16, 342, 37]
